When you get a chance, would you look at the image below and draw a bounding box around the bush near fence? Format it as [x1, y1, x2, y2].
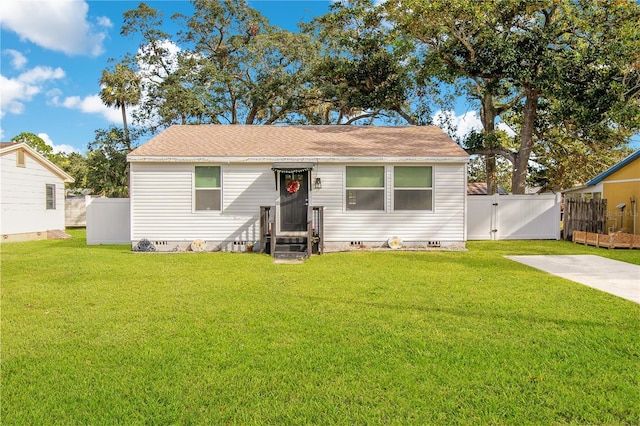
[572, 230, 640, 249]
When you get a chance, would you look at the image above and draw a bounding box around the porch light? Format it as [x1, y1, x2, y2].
[314, 177, 322, 189]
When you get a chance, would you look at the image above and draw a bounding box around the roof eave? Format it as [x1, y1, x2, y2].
[0, 143, 75, 183]
[127, 155, 470, 164]
[586, 149, 640, 186]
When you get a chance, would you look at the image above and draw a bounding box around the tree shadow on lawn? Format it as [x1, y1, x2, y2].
[293, 293, 637, 333]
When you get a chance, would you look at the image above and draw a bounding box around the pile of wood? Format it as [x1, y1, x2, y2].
[572, 230, 640, 249]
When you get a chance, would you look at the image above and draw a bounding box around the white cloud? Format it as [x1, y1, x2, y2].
[497, 121, 516, 136]
[0, 65, 65, 118]
[3, 49, 28, 69]
[97, 16, 113, 28]
[38, 132, 79, 154]
[0, 0, 108, 57]
[16, 65, 65, 84]
[50, 93, 129, 124]
[433, 110, 518, 140]
[433, 110, 483, 141]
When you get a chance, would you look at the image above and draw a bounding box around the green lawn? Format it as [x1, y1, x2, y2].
[1, 230, 639, 425]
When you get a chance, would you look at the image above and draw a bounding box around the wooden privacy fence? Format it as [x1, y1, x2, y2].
[563, 199, 607, 241]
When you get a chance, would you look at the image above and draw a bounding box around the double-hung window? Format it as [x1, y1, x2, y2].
[346, 166, 385, 211]
[394, 166, 433, 211]
[46, 184, 56, 210]
[195, 166, 221, 211]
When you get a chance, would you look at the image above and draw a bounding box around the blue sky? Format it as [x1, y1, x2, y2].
[1, 0, 638, 154]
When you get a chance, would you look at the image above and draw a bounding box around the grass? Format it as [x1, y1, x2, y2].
[1, 230, 639, 425]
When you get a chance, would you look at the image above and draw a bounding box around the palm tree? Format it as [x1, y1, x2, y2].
[99, 64, 141, 150]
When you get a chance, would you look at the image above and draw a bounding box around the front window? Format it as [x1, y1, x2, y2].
[394, 166, 433, 211]
[195, 166, 221, 211]
[346, 166, 385, 211]
[46, 184, 56, 210]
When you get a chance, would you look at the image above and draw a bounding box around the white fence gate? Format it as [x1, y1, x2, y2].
[86, 197, 130, 245]
[467, 194, 561, 240]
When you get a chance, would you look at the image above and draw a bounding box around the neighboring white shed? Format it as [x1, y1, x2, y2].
[127, 125, 469, 257]
[1, 142, 74, 242]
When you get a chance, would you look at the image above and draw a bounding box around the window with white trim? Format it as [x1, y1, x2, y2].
[195, 166, 221, 211]
[346, 166, 385, 211]
[46, 184, 56, 210]
[394, 166, 433, 211]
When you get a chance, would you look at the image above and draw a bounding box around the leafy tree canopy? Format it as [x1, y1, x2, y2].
[118, 0, 316, 130]
[85, 127, 137, 198]
[11, 132, 53, 158]
[95, 0, 640, 192]
[386, 0, 640, 192]
[100, 62, 141, 148]
[300, 0, 449, 125]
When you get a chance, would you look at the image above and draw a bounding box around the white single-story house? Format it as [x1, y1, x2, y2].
[127, 125, 469, 257]
[1, 142, 74, 242]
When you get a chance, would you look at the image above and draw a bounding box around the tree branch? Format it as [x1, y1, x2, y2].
[467, 147, 516, 164]
[392, 106, 419, 125]
[344, 112, 378, 125]
[495, 91, 525, 115]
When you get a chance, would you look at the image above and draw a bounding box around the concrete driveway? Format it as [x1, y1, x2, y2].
[505, 255, 640, 304]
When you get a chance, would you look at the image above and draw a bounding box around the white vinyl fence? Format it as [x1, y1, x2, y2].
[85, 194, 560, 245]
[65, 197, 87, 227]
[467, 193, 561, 240]
[86, 197, 130, 245]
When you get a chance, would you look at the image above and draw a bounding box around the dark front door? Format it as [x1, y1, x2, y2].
[279, 171, 308, 232]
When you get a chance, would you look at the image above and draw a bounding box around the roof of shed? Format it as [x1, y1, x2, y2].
[128, 125, 469, 160]
[467, 182, 508, 195]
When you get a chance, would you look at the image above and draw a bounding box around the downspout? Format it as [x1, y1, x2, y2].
[463, 164, 468, 244]
[632, 197, 637, 235]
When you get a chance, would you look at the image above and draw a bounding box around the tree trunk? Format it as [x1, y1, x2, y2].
[512, 87, 539, 194]
[245, 105, 258, 124]
[121, 103, 131, 150]
[480, 91, 498, 194]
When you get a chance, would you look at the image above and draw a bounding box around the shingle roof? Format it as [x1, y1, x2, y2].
[128, 125, 469, 160]
[467, 182, 508, 195]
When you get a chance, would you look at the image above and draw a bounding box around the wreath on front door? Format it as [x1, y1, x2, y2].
[286, 179, 301, 194]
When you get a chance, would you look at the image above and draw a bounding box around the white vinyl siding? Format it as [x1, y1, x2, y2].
[312, 163, 466, 243]
[0, 150, 66, 235]
[130, 163, 275, 241]
[130, 161, 467, 245]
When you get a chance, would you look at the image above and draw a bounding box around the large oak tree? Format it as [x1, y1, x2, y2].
[386, 0, 640, 193]
[119, 0, 314, 129]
